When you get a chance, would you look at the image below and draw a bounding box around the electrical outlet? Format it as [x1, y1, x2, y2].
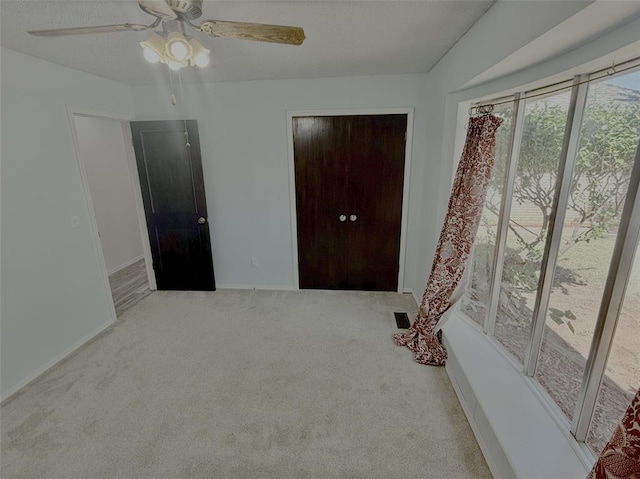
[251, 257, 259, 268]
[71, 215, 80, 228]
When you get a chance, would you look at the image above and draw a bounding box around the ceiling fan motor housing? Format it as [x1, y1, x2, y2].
[167, 0, 203, 20]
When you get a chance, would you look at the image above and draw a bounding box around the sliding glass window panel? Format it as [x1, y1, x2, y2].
[587, 234, 640, 454]
[534, 70, 640, 422]
[461, 101, 515, 327]
[493, 91, 571, 364]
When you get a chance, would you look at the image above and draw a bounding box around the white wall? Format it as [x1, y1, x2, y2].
[132, 74, 428, 291]
[130, 2, 610, 297]
[415, 0, 598, 292]
[3, 0, 634, 402]
[414, 0, 640, 292]
[0, 48, 134, 398]
[420, 4, 640, 477]
[73, 115, 143, 274]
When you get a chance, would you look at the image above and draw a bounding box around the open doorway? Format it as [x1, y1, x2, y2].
[70, 111, 155, 317]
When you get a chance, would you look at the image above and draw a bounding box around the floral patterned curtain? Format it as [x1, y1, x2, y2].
[588, 387, 640, 479]
[393, 114, 503, 366]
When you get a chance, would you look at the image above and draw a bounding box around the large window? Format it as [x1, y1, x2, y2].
[462, 101, 514, 327]
[587, 238, 640, 453]
[535, 74, 640, 422]
[461, 64, 640, 456]
[494, 89, 570, 364]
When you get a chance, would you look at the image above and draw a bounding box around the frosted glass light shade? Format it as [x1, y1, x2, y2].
[189, 39, 210, 68]
[166, 32, 191, 62]
[142, 47, 161, 63]
[168, 60, 183, 71]
[140, 33, 166, 64]
[193, 53, 209, 68]
[141, 31, 211, 71]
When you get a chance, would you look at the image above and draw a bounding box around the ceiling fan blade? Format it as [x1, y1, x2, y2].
[138, 0, 177, 19]
[29, 23, 153, 37]
[199, 20, 305, 45]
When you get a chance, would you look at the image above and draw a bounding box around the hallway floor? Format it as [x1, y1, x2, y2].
[108, 258, 152, 317]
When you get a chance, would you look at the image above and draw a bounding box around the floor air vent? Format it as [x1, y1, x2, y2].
[394, 312, 411, 329]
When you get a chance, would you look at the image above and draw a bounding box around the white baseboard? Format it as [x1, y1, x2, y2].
[107, 254, 145, 276]
[218, 284, 418, 295]
[1, 319, 116, 404]
[216, 283, 297, 291]
[402, 288, 420, 306]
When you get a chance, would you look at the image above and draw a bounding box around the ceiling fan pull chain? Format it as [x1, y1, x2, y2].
[169, 68, 177, 105]
[178, 68, 185, 103]
[178, 70, 191, 148]
[184, 126, 190, 148]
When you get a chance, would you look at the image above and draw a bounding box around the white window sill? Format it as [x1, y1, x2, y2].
[441, 312, 595, 479]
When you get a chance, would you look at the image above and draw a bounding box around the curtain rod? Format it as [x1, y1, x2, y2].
[470, 55, 640, 115]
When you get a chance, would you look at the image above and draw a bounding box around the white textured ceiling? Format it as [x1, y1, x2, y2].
[463, 2, 640, 90]
[0, 0, 494, 85]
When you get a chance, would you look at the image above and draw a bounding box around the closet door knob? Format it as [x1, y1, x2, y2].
[350, 214, 357, 222]
[197, 217, 207, 224]
[339, 215, 347, 222]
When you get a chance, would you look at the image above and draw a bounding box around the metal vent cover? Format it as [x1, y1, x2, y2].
[394, 312, 411, 329]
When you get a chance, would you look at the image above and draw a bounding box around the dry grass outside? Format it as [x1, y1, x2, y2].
[462, 228, 640, 454]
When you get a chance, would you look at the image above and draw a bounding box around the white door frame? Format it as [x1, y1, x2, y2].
[286, 107, 414, 293]
[66, 106, 157, 321]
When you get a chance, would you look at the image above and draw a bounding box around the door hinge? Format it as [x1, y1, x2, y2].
[404, 131, 407, 141]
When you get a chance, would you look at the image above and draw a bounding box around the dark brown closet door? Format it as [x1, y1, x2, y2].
[130, 120, 215, 291]
[293, 116, 350, 289]
[347, 114, 407, 291]
[293, 114, 407, 291]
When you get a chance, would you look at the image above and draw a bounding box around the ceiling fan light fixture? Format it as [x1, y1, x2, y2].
[29, 0, 305, 76]
[167, 60, 185, 71]
[140, 32, 166, 64]
[166, 31, 191, 62]
[193, 52, 210, 68]
[189, 38, 210, 68]
[142, 46, 161, 64]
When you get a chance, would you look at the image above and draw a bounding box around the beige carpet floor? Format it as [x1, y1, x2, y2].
[1, 289, 491, 478]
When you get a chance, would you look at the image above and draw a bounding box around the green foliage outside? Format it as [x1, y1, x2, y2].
[467, 95, 640, 332]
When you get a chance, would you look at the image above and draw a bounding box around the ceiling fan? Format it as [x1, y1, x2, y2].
[28, 0, 306, 70]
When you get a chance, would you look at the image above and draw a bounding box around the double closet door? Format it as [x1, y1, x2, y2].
[293, 114, 407, 291]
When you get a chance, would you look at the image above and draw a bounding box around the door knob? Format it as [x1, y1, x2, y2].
[350, 214, 357, 222]
[197, 217, 207, 224]
[339, 215, 347, 222]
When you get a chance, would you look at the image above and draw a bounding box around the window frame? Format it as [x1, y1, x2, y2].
[462, 64, 640, 450]
[483, 93, 522, 337]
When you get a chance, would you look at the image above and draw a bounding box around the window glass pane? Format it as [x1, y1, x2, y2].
[587, 236, 640, 454]
[493, 91, 571, 363]
[535, 71, 640, 422]
[461, 101, 515, 327]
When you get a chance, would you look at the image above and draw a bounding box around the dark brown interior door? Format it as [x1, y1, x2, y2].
[293, 114, 407, 291]
[293, 117, 350, 289]
[347, 115, 407, 291]
[131, 120, 215, 291]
